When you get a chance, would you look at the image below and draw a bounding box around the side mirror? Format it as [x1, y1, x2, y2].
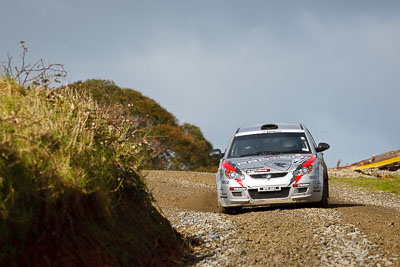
[209, 148, 224, 159]
[316, 142, 330, 152]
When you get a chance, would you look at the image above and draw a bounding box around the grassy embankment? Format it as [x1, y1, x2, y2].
[331, 173, 400, 196]
[0, 78, 185, 265]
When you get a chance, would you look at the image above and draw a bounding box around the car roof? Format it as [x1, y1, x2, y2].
[236, 123, 305, 135]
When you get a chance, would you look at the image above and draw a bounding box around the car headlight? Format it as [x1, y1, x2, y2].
[225, 170, 245, 180]
[222, 160, 245, 180]
[293, 165, 313, 177]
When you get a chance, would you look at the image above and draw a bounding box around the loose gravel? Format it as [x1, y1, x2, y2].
[145, 170, 400, 266]
[306, 208, 397, 266]
[161, 208, 244, 266]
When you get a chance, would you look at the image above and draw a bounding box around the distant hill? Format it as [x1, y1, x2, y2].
[68, 79, 218, 171]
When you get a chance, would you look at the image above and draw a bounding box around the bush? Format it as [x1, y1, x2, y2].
[69, 79, 219, 171]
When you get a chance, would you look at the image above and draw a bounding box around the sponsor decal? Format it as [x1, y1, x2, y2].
[237, 155, 301, 166]
[254, 168, 271, 172]
[245, 168, 274, 174]
[274, 162, 288, 168]
[296, 183, 310, 187]
[235, 129, 305, 136]
[292, 157, 306, 164]
[230, 187, 246, 191]
[237, 159, 264, 166]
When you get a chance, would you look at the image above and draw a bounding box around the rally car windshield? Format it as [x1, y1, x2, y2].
[228, 132, 311, 158]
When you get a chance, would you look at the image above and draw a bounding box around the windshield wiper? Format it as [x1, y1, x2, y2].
[239, 151, 281, 157]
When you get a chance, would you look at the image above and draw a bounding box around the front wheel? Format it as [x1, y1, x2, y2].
[316, 175, 329, 208]
[218, 202, 232, 214]
[218, 202, 241, 214]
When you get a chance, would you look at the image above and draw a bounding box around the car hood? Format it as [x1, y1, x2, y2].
[224, 154, 313, 173]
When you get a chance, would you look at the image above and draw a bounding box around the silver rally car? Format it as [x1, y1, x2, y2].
[210, 123, 330, 213]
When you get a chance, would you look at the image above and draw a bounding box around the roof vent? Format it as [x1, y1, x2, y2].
[261, 124, 278, 130]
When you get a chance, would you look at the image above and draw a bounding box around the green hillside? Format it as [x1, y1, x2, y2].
[69, 79, 218, 171]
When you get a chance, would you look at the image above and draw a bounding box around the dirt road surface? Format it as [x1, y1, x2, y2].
[145, 170, 400, 266]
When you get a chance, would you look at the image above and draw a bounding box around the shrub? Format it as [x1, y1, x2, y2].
[68, 79, 219, 171]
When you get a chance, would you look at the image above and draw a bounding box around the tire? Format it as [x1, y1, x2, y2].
[218, 202, 232, 214]
[316, 173, 329, 208]
[218, 202, 241, 214]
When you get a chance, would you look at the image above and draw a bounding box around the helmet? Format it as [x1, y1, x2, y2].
[282, 137, 298, 148]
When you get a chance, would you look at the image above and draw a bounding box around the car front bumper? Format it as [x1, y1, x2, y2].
[218, 176, 323, 208]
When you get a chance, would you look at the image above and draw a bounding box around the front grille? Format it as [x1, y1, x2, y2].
[248, 187, 290, 200]
[250, 172, 287, 179]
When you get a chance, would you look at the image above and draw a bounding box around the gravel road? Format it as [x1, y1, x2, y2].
[144, 170, 400, 266]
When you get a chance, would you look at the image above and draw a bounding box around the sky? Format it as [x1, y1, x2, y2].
[2, 0, 400, 167]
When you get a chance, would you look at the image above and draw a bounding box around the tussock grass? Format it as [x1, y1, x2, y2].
[0, 78, 183, 265]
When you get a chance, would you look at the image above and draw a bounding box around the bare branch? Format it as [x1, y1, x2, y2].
[1, 41, 67, 88]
